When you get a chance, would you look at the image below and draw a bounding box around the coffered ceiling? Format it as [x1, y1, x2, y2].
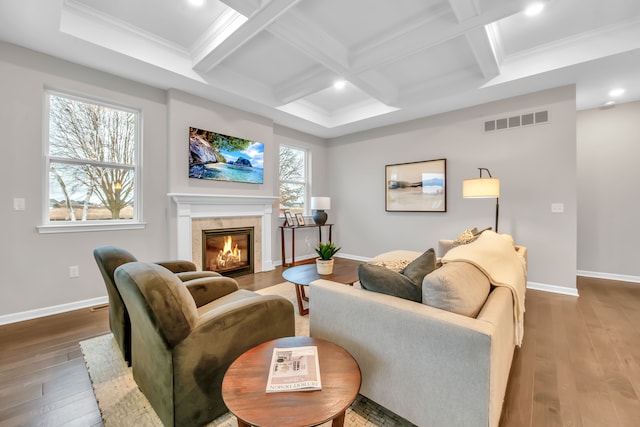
[1, 0, 639, 138]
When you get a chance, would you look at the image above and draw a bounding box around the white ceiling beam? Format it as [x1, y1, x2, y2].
[349, 71, 400, 106]
[267, 8, 350, 73]
[352, 0, 528, 73]
[190, 9, 248, 66]
[446, 0, 479, 23]
[262, 9, 355, 104]
[205, 64, 281, 106]
[219, 0, 262, 17]
[465, 26, 500, 79]
[193, 0, 300, 73]
[274, 66, 336, 105]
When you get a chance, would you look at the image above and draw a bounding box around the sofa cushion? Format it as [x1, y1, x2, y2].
[359, 249, 437, 302]
[368, 249, 423, 272]
[422, 261, 490, 317]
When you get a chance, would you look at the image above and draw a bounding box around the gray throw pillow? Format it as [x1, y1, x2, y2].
[402, 248, 436, 284]
[359, 248, 437, 302]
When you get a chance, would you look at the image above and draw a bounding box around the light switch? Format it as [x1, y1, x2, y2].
[551, 203, 564, 213]
[13, 198, 25, 211]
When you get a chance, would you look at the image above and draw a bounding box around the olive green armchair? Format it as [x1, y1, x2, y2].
[114, 262, 295, 427]
[93, 245, 221, 365]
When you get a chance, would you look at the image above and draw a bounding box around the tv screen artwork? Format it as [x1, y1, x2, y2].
[189, 127, 264, 184]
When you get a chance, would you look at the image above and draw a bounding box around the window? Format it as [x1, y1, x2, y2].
[43, 91, 140, 229]
[279, 145, 307, 216]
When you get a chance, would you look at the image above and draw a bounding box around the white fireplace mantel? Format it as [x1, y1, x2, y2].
[168, 193, 279, 272]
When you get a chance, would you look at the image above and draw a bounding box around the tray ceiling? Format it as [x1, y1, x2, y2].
[1, 0, 639, 138]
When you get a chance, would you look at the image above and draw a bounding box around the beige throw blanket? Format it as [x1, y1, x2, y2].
[442, 231, 527, 346]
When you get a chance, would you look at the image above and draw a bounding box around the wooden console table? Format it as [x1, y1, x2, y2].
[280, 224, 333, 267]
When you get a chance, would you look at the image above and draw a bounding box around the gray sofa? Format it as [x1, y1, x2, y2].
[309, 236, 527, 427]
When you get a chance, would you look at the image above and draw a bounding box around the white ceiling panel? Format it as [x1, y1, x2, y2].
[75, 0, 231, 49]
[1, 0, 640, 138]
[217, 31, 318, 88]
[495, 0, 640, 56]
[302, 81, 377, 113]
[377, 36, 481, 91]
[294, 0, 447, 49]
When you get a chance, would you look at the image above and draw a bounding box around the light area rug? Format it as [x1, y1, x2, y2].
[80, 281, 414, 426]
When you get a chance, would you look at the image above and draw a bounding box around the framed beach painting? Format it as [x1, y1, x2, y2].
[385, 158, 446, 212]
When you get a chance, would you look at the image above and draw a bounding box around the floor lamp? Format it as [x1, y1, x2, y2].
[462, 168, 500, 232]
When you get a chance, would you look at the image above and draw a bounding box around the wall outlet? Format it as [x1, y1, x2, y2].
[13, 198, 25, 211]
[69, 266, 80, 278]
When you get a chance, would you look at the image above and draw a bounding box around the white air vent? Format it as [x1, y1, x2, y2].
[483, 110, 548, 132]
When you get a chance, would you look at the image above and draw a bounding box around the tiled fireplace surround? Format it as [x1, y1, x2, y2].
[169, 194, 279, 273]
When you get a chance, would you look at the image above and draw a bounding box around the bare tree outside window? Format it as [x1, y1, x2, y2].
[279, 145, 306, 215]
[47, 93, 138, 221]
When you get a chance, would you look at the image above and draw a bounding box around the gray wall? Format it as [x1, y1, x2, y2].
[327, 86, 578, 293]
[5, 39, 636, 322]
[0, 43, 170, 320]
[577, 101, 640, 281]
[0, 43, 329, 322]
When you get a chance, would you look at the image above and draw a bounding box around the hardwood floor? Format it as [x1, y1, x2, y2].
[1, 269, 639, 426]
[0, 265, 286, 427]
[501, 276, 640, 427]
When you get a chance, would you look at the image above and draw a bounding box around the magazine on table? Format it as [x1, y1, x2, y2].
[265, 345, 322, 393]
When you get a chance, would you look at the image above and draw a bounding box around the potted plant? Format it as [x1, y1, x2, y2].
[315, 241, 341, 275]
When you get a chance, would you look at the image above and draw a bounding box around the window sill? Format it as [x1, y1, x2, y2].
[37, 222, 147, 234]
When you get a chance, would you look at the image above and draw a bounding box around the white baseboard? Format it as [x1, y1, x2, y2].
[577, 270, 640, 284]
[0, 296, 108, 326]
[336, 253, 371, 262]
[527, 282, 579, 296]
[10, 263, 615, 326]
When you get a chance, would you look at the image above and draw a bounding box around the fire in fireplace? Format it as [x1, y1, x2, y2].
[202, 227, 254, 276]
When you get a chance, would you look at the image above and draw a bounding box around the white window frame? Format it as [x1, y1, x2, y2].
[279, 144, 310, 217]
[38, 89, 145, 234]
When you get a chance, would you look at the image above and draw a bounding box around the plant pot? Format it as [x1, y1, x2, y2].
[316, 258, 334, 275]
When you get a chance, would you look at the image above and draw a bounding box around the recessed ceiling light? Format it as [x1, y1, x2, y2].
[525, 2, 544, 16]
[603, 100, 616, 106]
[608, 88, 625, 97]
[333, 80, 346, 90]
[188, 0, 205, 7]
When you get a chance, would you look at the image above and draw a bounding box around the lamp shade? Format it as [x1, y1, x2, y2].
[311, 197, 331, 210]
[462, 178, 500, 198]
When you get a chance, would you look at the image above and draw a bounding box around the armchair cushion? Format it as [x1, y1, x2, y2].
[184, 276, 239, 307]
[176, 271, 221, 282]
[155, 260, 198, 273]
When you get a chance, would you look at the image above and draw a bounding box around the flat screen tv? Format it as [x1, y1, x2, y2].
[189, 127, 264, 184]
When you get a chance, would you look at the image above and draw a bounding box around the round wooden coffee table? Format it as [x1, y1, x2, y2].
[222, 336, 361, 427]
[282, 259, 360, 315]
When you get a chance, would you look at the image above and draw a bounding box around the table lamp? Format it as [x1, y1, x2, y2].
[462, 168, 500, 232]
[311, 197, 331, 225]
